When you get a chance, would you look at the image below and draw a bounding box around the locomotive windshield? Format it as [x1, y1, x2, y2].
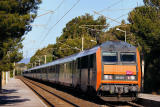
[120, 52, 136, 62]
[102, 52, 117, 62]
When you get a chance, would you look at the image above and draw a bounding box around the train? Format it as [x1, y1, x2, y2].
[23, 41, 142, 101]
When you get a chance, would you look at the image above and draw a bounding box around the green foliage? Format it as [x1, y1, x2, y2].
[144, 0, 160, 7]
[30, 44, 55, 67]
[102, 21, 142, 51]
[30, 14, 108, 67]
[128, 6, 160, 53]
[128, 5, 160, 93]
[59, 13, 107, 41]
[55, 14, 108, 58]
[10, 71, 13, 78]
[55, 36, 97, 58]
[0, 0, 41, 71]
[0, 38, 23, 71]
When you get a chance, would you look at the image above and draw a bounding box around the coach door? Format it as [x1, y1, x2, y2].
[88, 54, 96, 88]
[78, 54, 95, 92]
[79, 55, 89, 92]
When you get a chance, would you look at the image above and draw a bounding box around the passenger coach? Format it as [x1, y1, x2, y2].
[23, 41, 142, 101]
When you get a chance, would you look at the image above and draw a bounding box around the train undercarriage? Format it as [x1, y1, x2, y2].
[97, 84, 138, 101]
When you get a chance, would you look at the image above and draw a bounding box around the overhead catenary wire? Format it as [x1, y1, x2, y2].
[97, 8, 134, 12]
[80, 25, 108, 27]
[97, 0, 123, 13]
[94, 0, 127, 27]
[36, 11, 54, 18]
[33, 0, 66, 52]
[96, 0, 140, 14]
[54, 0, 65, 12]
[30, 0, 139, 58]
[115, 13, 129, 20]
[58, 41, 81, 51]
[79, 25, 108, 32]
[38, 8, 55, 12]
[105, 2, 142, 27]
[39, 0, 80, 47]
[94, 0, 140, 28]
[36, 0, 65, 18]
[107, 13, 129, 25]
[94, 11, 123, 25]
[45, 0, 65, 27]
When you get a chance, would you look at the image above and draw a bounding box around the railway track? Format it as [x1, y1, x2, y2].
[17, 76, 144, 107]
[17, 76, 100, 107]
[18, 76, 75, 107]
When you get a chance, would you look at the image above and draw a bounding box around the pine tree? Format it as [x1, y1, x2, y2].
[128, 1, 160, 92]
[0, 0, 41, 92]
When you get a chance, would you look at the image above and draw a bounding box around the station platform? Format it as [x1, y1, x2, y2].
[138, 93, 160, 107]
[139, 93, 160, 102]
[0, 78, 47, 107]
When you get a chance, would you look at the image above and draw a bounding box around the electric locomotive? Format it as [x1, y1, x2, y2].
[23, 41, 141, 101]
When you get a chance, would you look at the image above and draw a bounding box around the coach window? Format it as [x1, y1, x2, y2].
[89, 54, 94, 68]
[78, 58, 81, 69]
[43, 68, 45, 73]
[45, 67, 47, 72]
[102, 52, 117, 62]
[120, 52, 136, 62]
[51, 66, 54, 72]
[57, 65, 60, 72]
[53, 66, 55, 72]
[81, 56, 88, 69]
[49, 66, 51, 72]
[37, 69, 39, 73]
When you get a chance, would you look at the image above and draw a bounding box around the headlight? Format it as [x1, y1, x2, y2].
[130, 76, 136, 80]
[115, 75, 125, 80]
[127, 76, 136, 80]
[104, 75, 112, 80]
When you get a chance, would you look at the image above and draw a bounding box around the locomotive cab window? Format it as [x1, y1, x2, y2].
[120, 52, 136, 62]
[102, 52, 117, 62]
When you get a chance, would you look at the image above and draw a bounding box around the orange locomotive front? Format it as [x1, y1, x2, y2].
[95, 42, 141, 100]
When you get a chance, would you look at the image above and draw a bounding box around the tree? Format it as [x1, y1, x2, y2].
[0, 38, 23, 71]
[30, 44, 56, 67]
[128, 3, 160, 92]
[58, 13, 107, 41]
[0, 0, 41, 91]
[128, 6, 160, 52]
[102, 20, 143, 51]
[56, 13, 108, 57]
[143, 0, 160, 7]
[29, 14, 108, 65]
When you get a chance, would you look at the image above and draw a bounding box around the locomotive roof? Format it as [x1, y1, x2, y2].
[27, 45, 99, 71]
[101, 41, 136, 51]
[26, 41, 136, 71]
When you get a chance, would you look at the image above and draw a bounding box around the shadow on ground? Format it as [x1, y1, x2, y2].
[0, 89, 30, 106]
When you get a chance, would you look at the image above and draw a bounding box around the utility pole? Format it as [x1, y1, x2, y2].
[39, 60, 40, 66]
[35, 62, 36, 67]
[82, 37, 84, 51]
[79, 24, 107, 47]
[44, 55, 47, 64]
[125, 31, 126, 42]
[13, 62, 15, 78]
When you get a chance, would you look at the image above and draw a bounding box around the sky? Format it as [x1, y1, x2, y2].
[22, 0, 144, 58]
